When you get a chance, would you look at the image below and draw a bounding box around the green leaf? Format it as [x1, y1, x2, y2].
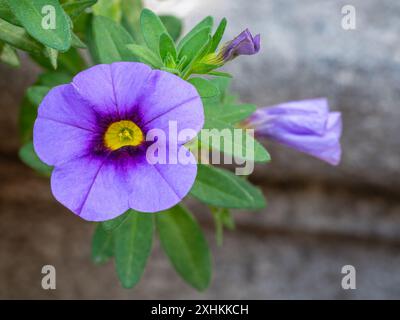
[159, 32, 176, 62]
[0, 0, 19, 25]
[45, 47, 58, 69]
[177, 16, 213, 51]
[178, 27, 211, 71]
[156, 205, 212, 291]
[140, 8, 168, 54]
[126, 44, 163, 68]
[0, 41, 19, 67]
[101, 211, 129, 232]
[26, 85, 50, 106]
[209, 18, 227, 53]
[92, 0, 121, 22]
[91, 224, 114, 265]
[188, 78, 219, 98]
[201, 103, 270, 163]
[114, 211, 153, 288]
[0, 18, 42, 53]
[63, 0, 97, 20]
[191, 164, 266, 209]
[92, 15, 137, 63]
[204, 102, 256, 125]
[19, 141, 53, 176]
[159, 15, 182, 42]
[6, 0, 72, 51]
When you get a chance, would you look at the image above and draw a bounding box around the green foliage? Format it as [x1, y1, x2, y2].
[188, 78, 220, 98]
[191, 164, 266, 209]
[159, 15, 182, 42]
[6, 0, 72, 51]
[91, 223, 114, 265]
[140, 8, 168, 54]
[0, 41, 19, 67]
[92, 0, 121, 22]
[126, 44, 162, 68]
[63, 0, 98, 20]
[0, 18, 42, 53]
[91, 15, 137, 63]
[114, 211, 153, 288]
[19, 141, 53, 176]
[156, 205, 212, 291]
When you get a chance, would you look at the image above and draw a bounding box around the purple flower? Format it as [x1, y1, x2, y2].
[221, 29, 261, 62]
[245, 98, 342, 165]
[33, 62, 204, 221]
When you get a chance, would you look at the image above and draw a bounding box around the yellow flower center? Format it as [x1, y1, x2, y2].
[104, 120, 144, 151]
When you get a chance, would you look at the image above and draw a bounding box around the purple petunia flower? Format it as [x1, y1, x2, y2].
[33, 62, 204, 221]
[221, 29, 261, 62]
[244, 98, 342, 165]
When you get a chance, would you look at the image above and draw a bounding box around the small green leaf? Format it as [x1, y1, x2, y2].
[0, 41, 19, 67]
[92, 224, 114, 265]
[63, 0, 98, 20]
[191, 165, 266, 209]
[45, 47, 58, 69]
[92, 0, 121, 22]
[204, 102, 256, 125]
[114, 211, 153, 288]
[6, 0, 72, 51]
[19, 141, 53, 176]
[159, 32, 176, 62]
[188, 78, 220, 98]
[140, 8, 168, 54]
[178, 27, 211, 70]
[126, 44, 163, 68]
[159, 15, 182, 42]
[92, 15, 137, 63]
[0, 18, 42, 53]
[156, 205, 212, 291]
[101, 211, 129, 232]
[200, 118, 270, 163]
[177, 16, 213, 51]
[209, 18, 227, 53]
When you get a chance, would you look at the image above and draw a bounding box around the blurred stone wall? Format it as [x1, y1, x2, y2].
[1, 0, 400, 299]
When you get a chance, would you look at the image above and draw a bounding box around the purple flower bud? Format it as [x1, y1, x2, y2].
[220, 29, 261, 62]
[245, 98, 342, 165]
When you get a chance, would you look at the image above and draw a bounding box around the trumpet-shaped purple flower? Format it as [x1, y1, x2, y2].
[245, 98, 342, 165]
[33, 62, 204, 221]
[221, 29, 261, 62]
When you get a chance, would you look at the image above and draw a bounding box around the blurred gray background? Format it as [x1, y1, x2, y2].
[1, 0, 400, 299]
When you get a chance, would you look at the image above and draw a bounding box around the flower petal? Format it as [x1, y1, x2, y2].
[270, 112, 342, 165]
[137, 70, 204, 144]
[34, 118, 94, 166]
[51, 155, 131, 221]
[251, 98, 329, 135]
[72, 62, 153, 117]
[128, 149, 197, 212]
[36, 84, 98, 130]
